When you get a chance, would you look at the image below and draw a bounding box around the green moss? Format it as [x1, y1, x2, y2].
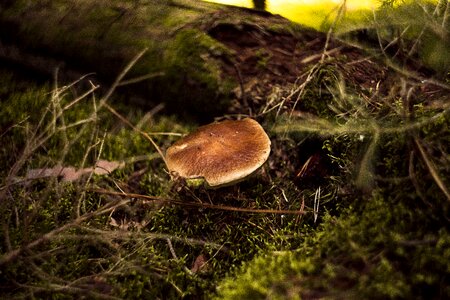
[217, 190, 449, 299]
[255, 48, 272, 69]
[0, 70, 315, 298]
[0, 0, 240, 119]
[161, 28, 236, 118]
[0, 71, 49, 128]
[216, 32, 450, 298]
[294, 62, 341, 118]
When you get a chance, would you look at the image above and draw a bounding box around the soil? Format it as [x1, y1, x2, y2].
[200, 9, 446, 116]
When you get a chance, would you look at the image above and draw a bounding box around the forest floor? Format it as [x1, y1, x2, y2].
[0, 1, 449, 299]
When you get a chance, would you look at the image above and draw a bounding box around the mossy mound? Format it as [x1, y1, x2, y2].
[0, 0, 303, 120]
[217, 190, 450, 299]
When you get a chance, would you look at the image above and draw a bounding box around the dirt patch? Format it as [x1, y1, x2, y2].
[204, 18, 382, 114]
[202, 10, 445, 116]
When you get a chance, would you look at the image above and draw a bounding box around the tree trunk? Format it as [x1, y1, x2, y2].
[0, 0, 296, 119]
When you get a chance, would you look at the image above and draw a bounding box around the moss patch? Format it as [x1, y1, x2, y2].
[217, 190, 450, 299]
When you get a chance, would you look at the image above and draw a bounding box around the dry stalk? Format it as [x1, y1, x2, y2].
[92, 188, 307, 215]
[414, 138, 450, 202]
[0, 199, 130, 267]
[102, 102, 168, 167]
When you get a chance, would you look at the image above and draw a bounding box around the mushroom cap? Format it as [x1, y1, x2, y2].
[165, 118, 271, 187]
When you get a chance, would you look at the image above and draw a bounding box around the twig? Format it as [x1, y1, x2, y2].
[166, 238, 193, 275]
[103, 102, 168, 167]
[116, 71, 164, 87]
[99, 48, 149, 105]
[14, 282, 121, 300]
[92, 188, 307, 215]
[355, 123, 379, 190]
[275, 104, 450, 136]
[75, 226, 227, 251]
[408, 150, 433, 207]
[136, 103, 165, 130]
[313, 187, 321, 223]
[0, 199, 129, 267]
[63, 81, 99, 111]
[77, 131, 108, 217]
[414, 138, 450, 202]
[232, 62, 251, 115]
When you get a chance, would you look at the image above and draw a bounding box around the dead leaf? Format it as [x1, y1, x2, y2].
[92, 160, 125, 175]
[191, 254, 208, 273]
[24, 160, 125, 182]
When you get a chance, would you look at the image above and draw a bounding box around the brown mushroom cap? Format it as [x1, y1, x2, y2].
[165, 118, 271, 187]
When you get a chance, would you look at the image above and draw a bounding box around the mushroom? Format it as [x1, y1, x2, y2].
[165, 118, 271, 187]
